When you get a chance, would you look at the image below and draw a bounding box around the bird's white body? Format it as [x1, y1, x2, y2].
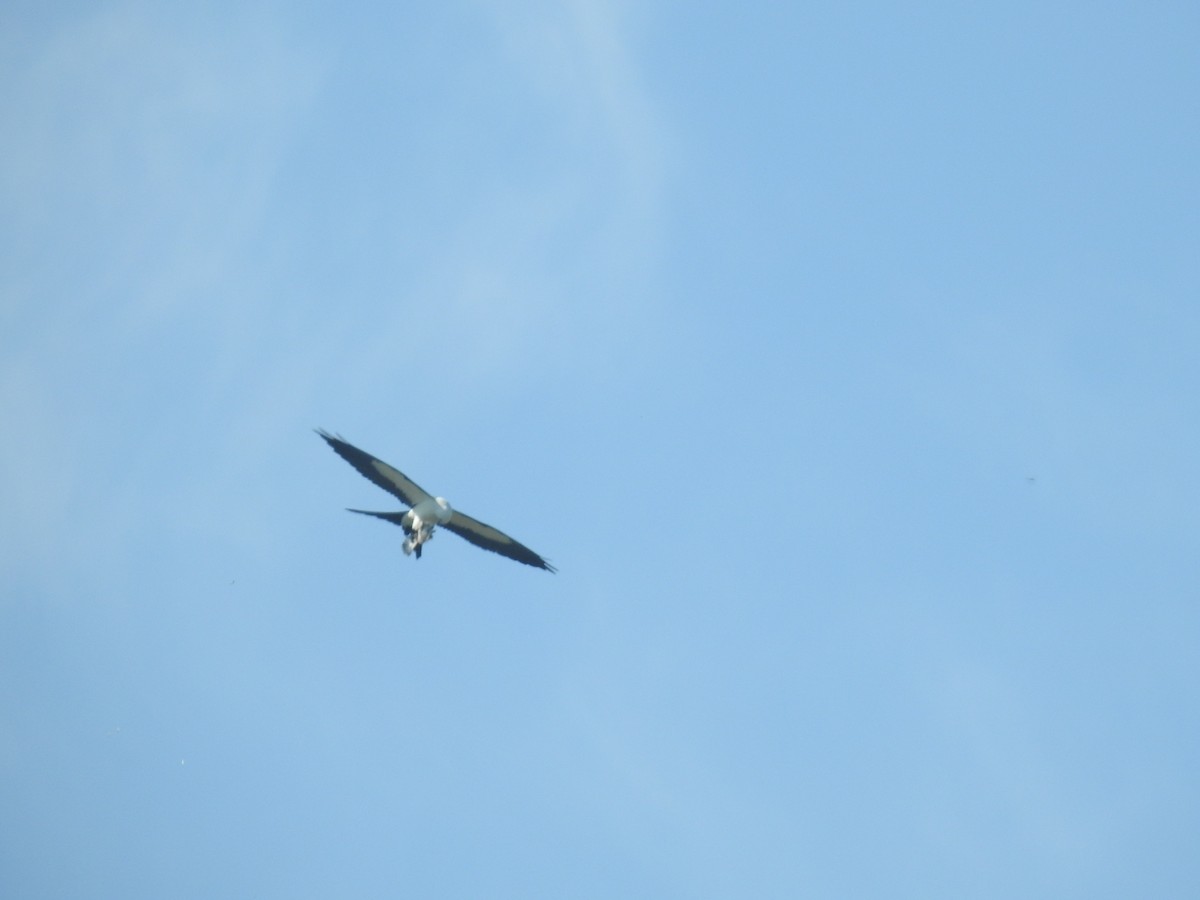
[403, 497, 453, 556]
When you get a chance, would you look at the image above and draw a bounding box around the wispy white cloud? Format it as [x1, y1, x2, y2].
[0, 6, 323, 593]
[2, 5, 321, 327]
[347, 0, 673, 396]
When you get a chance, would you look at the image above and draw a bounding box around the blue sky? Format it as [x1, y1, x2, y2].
[2, 2, 1198, 896]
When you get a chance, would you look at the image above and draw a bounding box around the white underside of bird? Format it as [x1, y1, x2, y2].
[401, 497, 454, 557]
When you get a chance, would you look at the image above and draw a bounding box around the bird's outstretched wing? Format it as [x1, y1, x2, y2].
[443, 510, 556, 572]
[316, 430, 433, 508]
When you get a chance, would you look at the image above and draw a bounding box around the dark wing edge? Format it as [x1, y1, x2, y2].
[443, 510, 557, 573]
[316, 429, 432, 508]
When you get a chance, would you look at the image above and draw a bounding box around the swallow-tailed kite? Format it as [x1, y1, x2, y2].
[317, 430, 556, 572]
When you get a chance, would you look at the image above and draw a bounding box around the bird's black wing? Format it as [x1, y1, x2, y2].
[316, 430, 433, 508]
[443, 510, 556, 572]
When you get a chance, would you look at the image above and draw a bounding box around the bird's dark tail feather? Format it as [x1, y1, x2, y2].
[346, 509, 412, 534]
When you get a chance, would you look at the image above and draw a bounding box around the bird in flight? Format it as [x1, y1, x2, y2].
[317, 430, 556, 572]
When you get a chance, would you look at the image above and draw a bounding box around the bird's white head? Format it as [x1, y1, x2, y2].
[434, 496, 453, 522]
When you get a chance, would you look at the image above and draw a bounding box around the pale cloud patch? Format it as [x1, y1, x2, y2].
[377, 0, 673, 392]
[0, 6, 322, 596]
[492, 0, 668, 275]
[1, 5, 321, 332]
[261, 1, 673, 418]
